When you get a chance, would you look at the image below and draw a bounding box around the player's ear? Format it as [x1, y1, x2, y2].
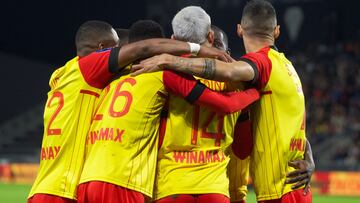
[98, 42, 105, 50]
[274, 25, 280, 39]
[237, 24, 243, 38]
[207, 30, 215, 45]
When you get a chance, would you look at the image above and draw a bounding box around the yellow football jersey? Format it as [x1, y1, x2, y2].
[79, 71, 167, 197]
[79, 68, 260, 198]
[29, 49, 117, 199]
[243, 46, 306, 201]
[154, 79, 241, 200]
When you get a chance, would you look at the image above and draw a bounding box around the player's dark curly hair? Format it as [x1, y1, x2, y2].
[128, 20, 165, 43]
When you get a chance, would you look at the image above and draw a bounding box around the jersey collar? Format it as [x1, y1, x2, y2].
[270, 45, 278, 51]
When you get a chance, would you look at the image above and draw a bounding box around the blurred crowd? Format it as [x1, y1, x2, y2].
[289, 35, 360, 170]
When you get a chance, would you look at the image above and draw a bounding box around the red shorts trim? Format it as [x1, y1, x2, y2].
[257, 188, 312, 203]
[155, 194, 230, 203]
[28, 194, 76, 203]
[77, 181, 144, 203]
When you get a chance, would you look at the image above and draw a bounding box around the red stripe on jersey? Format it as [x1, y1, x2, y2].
[80, 90, 100, 98]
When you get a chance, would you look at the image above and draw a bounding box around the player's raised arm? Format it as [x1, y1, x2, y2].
[131, 53, 253, 83]
[114, 39, 233, 73]
[162, 70, 260, 114]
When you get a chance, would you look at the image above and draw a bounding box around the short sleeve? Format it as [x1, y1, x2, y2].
[240, 48, 272, 89]
[78, 47, 120, 89]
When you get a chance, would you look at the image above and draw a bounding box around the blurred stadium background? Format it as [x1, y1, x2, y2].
[1, 0, 360, 202]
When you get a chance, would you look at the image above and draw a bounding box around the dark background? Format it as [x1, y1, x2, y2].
[1, 0, 359, 64]
[1, 0, 359, 121]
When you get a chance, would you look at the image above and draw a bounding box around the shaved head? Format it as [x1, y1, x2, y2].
[75, 20, 118, 56]
[241, 0, 277, 38]
[211, 25, 229, 52]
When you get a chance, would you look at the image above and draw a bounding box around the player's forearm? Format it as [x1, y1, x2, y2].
[164, 56, 208, 78]
[163, 56, 230, 81]
[304, 140, 315, 168]
[118, 39, 191, 68]
[164, 56, 254, 82]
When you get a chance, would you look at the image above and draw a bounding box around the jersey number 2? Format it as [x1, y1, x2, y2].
[47, 91, 64, 135]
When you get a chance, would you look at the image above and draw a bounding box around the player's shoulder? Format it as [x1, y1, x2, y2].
[79, 48, 113, 62]
[244, 46, 271, 58]
[239, 48, 269, 67]
[133, 70, 164, 80]
[52, 56, 79, 75]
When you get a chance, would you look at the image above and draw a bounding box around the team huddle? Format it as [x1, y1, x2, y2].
[28, 1, 315, 203]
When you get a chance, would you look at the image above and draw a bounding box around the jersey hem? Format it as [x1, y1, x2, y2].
[255, 193, 283, 201]
[154, 189, 229, 200]
[79, 177, 152, 197]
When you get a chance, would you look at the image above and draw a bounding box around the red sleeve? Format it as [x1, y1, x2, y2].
[78, 47, 120, 89]
[163, 70, 260, 114]
[162, 70, 198, 97]
[240, 47, 272, 89]
[231, 112, 253, 160]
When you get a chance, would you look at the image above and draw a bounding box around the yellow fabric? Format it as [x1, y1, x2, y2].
[154, 79, 240, 200]
[228, 150, 250, 202]
[250, 49, 306, 201]
[29, 57, 102, 199]
[79, 71, 167, 198]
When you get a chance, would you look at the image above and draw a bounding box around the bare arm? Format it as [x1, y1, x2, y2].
[115, 39, 233, 71]
[131, 53, 254, 82]
[304, 140, 315, 171]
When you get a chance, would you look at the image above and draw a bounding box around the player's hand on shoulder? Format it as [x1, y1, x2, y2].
[198, 46, 235, 62]
[131, 53, 173, 76]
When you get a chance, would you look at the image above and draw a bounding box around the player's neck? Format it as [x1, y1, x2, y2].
[244, 36, 274, 53]
[77, 48, 97, 57]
